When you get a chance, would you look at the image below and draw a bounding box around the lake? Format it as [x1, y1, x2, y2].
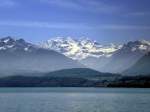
[0, 88, 150, 112]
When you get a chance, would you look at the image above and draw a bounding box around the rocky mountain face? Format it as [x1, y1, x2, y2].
[0, 37, 84, 76]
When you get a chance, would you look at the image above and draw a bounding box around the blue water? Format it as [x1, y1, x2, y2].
[0, 88, 150, 112]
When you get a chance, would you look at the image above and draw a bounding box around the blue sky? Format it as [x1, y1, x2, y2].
[0, 0, 150, 44]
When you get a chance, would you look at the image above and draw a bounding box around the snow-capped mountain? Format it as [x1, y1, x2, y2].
[40, 37, 150, 73]
[121, 40, 150, 52]
[101, 40, 150, 73]
[0, 36, 37, 52]
[40, 37, 122, 60]
[0, 37, 84, 76]
[1, 36, 150, 74]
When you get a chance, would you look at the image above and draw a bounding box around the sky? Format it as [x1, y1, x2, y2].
[0, 0, 150, 44]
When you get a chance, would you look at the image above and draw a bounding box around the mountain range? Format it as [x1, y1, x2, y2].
[0, 36, 150, 77]
[40, 37, 150, 74]
[101, 40, 150, 73]
[0, 37, 84, 76]
[40, 37, 121, 60]
[40, 37, 122, 72]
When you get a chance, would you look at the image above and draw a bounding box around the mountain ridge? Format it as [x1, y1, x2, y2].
[0, 36, 150, 75]
[40, 37, 122, 60]
[123, 52, 150, 75]
[0, 37, 84, 76]
[101, 40, 150, 73]
[40, 37, 150, 73]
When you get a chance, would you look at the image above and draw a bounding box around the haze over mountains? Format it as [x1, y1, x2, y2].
[40, 37, 122, 72]
[40, 37, 150, 74]
[0, 36, 150, 77]
[101, 40, 150, 73]
[0, 37, 84, 76]
[124, 52, 150, 75]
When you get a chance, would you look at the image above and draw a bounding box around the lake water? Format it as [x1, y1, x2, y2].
[0, 88, 150, 112]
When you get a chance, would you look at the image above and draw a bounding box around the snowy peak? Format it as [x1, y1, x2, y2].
[0, 37, 37, 52]
[0, 37, 15, 43]
[40, 37, 121, 60]
[0, 37, 85, 76]
[122, 40, 150, 52]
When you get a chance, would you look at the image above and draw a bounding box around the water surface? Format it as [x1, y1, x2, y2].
[0, 88, 150, 112]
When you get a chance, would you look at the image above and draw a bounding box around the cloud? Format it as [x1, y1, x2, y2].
[0, 20, 150, 30]
[0, 0, 17, 7]
[0, 20, 91, 29]
[40, 0, 118, 13]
